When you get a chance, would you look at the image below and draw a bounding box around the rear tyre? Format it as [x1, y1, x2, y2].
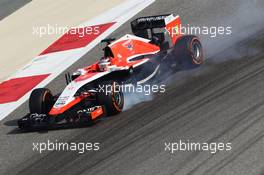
[174, 35, 204, 67]
[29, 88, 54, 114]
[97, 81, 124, 115]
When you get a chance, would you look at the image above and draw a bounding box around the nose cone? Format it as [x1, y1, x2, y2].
[49, 97, 83, 116]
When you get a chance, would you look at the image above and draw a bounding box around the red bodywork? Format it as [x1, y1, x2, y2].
[48, 15, 182, 117]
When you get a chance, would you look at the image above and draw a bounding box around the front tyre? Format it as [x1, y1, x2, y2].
[97, 81, 124, 115]
[29, 88, 54, 114]
[174, 35, 204, 66]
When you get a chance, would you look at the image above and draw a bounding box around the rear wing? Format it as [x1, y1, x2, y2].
[131, 14, 181, 44]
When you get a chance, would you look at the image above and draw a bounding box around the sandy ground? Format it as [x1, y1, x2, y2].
[0, 0, 123, 82]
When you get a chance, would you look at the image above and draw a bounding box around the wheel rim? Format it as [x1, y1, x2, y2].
[111, 82, 123, 110]
[192, 40, 203, 64]
[114, 91, 122, 106]
[193, 43, 200, 58]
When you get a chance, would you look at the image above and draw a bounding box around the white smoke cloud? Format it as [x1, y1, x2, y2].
[202, 0, 264, 61]
[123, 91, 153, 110]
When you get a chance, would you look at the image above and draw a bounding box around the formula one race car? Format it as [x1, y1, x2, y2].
[18, 14, 204, 130]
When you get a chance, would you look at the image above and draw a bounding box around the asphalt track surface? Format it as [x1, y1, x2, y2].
[1, 0, 264, 174]
[0, 0, 31, 20]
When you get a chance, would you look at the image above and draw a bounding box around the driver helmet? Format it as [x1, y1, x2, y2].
[98, 57, 111, 71]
